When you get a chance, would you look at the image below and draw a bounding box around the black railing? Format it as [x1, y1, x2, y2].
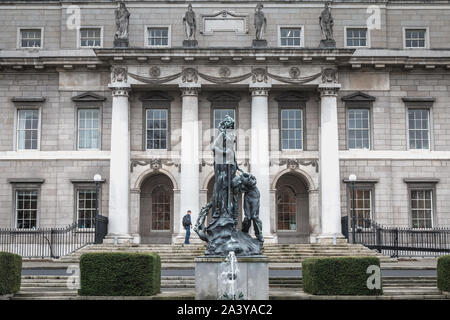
[0, 216, 108, 259]
[342, 216, 450, 258]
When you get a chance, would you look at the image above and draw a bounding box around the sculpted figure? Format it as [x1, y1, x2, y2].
[319, 2, 334, 41]
[241, 173, 264, 243]
[194, 202, 213, 241]
[115, 2, 130, 40]
[183, 4, 196, 40]
[254, 3, 267, 40]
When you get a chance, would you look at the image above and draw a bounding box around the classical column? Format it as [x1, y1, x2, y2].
[105, 73, 132, 244]
[249, 82, 274, 241]
[317, 77, 343, 243]
[179, 83, 201, 235]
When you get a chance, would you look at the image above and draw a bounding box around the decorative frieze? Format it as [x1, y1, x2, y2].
[130, 159, 180, 173]
[271, 159, 319, 173]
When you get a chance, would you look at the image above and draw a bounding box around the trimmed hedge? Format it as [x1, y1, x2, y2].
[78, 252, 161, 296]
[437, 255, 450, 292]
[0, 252, 22, 295]
[302, 256, 383, 296]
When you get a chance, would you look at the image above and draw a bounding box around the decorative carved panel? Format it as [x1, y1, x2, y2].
[200, 10, 249, 35]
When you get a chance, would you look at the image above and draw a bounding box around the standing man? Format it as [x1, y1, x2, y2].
[182, 210, 192, 244]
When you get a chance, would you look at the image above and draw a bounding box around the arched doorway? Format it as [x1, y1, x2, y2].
[275, 173, 310, 243]
[140, 173, 174, 243]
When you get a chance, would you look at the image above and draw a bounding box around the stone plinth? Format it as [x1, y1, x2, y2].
[252, 39, 267, 48]
[114, 38, 129, 48]
[319, 39, 336, 48]
[183, 39, 198, 48]
[195, 255, 268, 300]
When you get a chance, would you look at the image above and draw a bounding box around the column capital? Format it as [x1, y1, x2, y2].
[179, 83, 201, 96]
[109, 82, 131, 97]
[249, 82, 271, 96]
[318, 83, 341, 97]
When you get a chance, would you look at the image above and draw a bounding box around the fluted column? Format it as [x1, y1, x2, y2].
[179, 83, 201, 234]
[318, 80, 344, 243]
[249, 82, 274, 241]
[105, 75, 132, 244]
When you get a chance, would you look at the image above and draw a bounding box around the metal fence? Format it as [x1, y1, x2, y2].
[0, 216, 108, 259]
[342, 216, 450, 258]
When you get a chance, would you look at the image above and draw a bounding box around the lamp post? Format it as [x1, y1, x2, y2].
[93, 174, 102, 222]
[349, 174, 357, 244]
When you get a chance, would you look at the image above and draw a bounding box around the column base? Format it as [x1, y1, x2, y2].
[103, 234, 134, 245]
[316, 234, 347, 245]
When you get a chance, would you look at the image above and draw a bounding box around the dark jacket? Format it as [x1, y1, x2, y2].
[182, 214, 192, 227]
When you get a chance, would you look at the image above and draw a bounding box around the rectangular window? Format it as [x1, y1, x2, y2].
[349, 189, 372, 229]
[348, 108, 370, 149]
[147, 27, 169, 47]
[20, 29, 42, 48]
[408, 109, 430, 149]
[346, 28, 367, 47]
[78, 109, 100, 149]
[77, 189, 97, 229]
[410, 189, 433, 229]
[146, 109, 168, 149]
[16, 190, 38, 229]
[80, 27, 102, 47]
[281, 109, 303, 150]
[17, 109, 39, 150]
[405, 29, 426, 48]
[280, 27, 302, 47]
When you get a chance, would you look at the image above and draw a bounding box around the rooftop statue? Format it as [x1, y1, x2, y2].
[114, 1, 130, 47]
[183, 4, 196, 40]
[194, 116, 263, 256]
[254, 3, 267, 41]
[319, 2, 336, 48]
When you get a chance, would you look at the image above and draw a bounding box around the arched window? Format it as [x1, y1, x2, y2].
[276, 186, 297, 231]
[152, 184, 171, 230]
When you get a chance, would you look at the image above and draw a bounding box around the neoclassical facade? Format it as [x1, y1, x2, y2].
[1, 0, 450, 245]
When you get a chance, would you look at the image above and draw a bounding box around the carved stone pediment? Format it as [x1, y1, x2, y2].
[200, 10, 249, 35]
[341, 91, 376, 102]
[207, 91, 241, 102]
[71, 92, 106, 102]
[140, 91, 173, 102]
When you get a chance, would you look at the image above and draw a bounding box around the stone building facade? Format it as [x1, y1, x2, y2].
[0, 0, 449, 244]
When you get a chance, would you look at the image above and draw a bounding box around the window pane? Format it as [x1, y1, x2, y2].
[77, 190, 97, 228]
[348, 109, 370, 149]
[17, 110, 39, 150]
[346, 28, 367, 47]
[280, 109, 302, 150]
[277, 187, 296, 231]
[280, 28, 302, 47]
[405, 29, 426, 48]
[408, 109, 430, 150]
[350, 189, 372, 228]
[146, 109, 168, 149]
[411, 189, 433, 229]
[147, 27, 169, 46]
[79, 28, 101, 47]
[78, 109, 100, 149]
[20, 29, 42, 48]
[16, 190, 38, 229]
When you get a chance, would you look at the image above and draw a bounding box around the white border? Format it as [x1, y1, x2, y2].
[77, 26, 104, 49]
[344, 26, 370, 48]
[403, 26, 430, 49]
[144, 25, 171, 48]
[277, 25, 305, 48]
[17, 27, 44, 49]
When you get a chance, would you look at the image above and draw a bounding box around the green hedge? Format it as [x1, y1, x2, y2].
[0, 252, 22, 295]
[302, 257, 383, 296]
[437, 255, 450, 292]
[78, 252, 161, 296]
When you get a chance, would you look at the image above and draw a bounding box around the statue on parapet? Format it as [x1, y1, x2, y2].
[114, 1, 130, 47]
[319, 2, 336, 48]
[183, 4, 198, 47]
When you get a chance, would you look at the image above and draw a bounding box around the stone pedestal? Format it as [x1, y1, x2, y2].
[319, 39, 336, 48]
[195, 255, 268, 300]
[252, 39, 267, 48]
[183, 39, 198, 48]
[114, 38, 129, 48]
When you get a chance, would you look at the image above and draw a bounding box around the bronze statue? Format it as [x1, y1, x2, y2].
[194, 116, 263, 256]
[183, 4, 196, 40]
[254, 3, 267, 40]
